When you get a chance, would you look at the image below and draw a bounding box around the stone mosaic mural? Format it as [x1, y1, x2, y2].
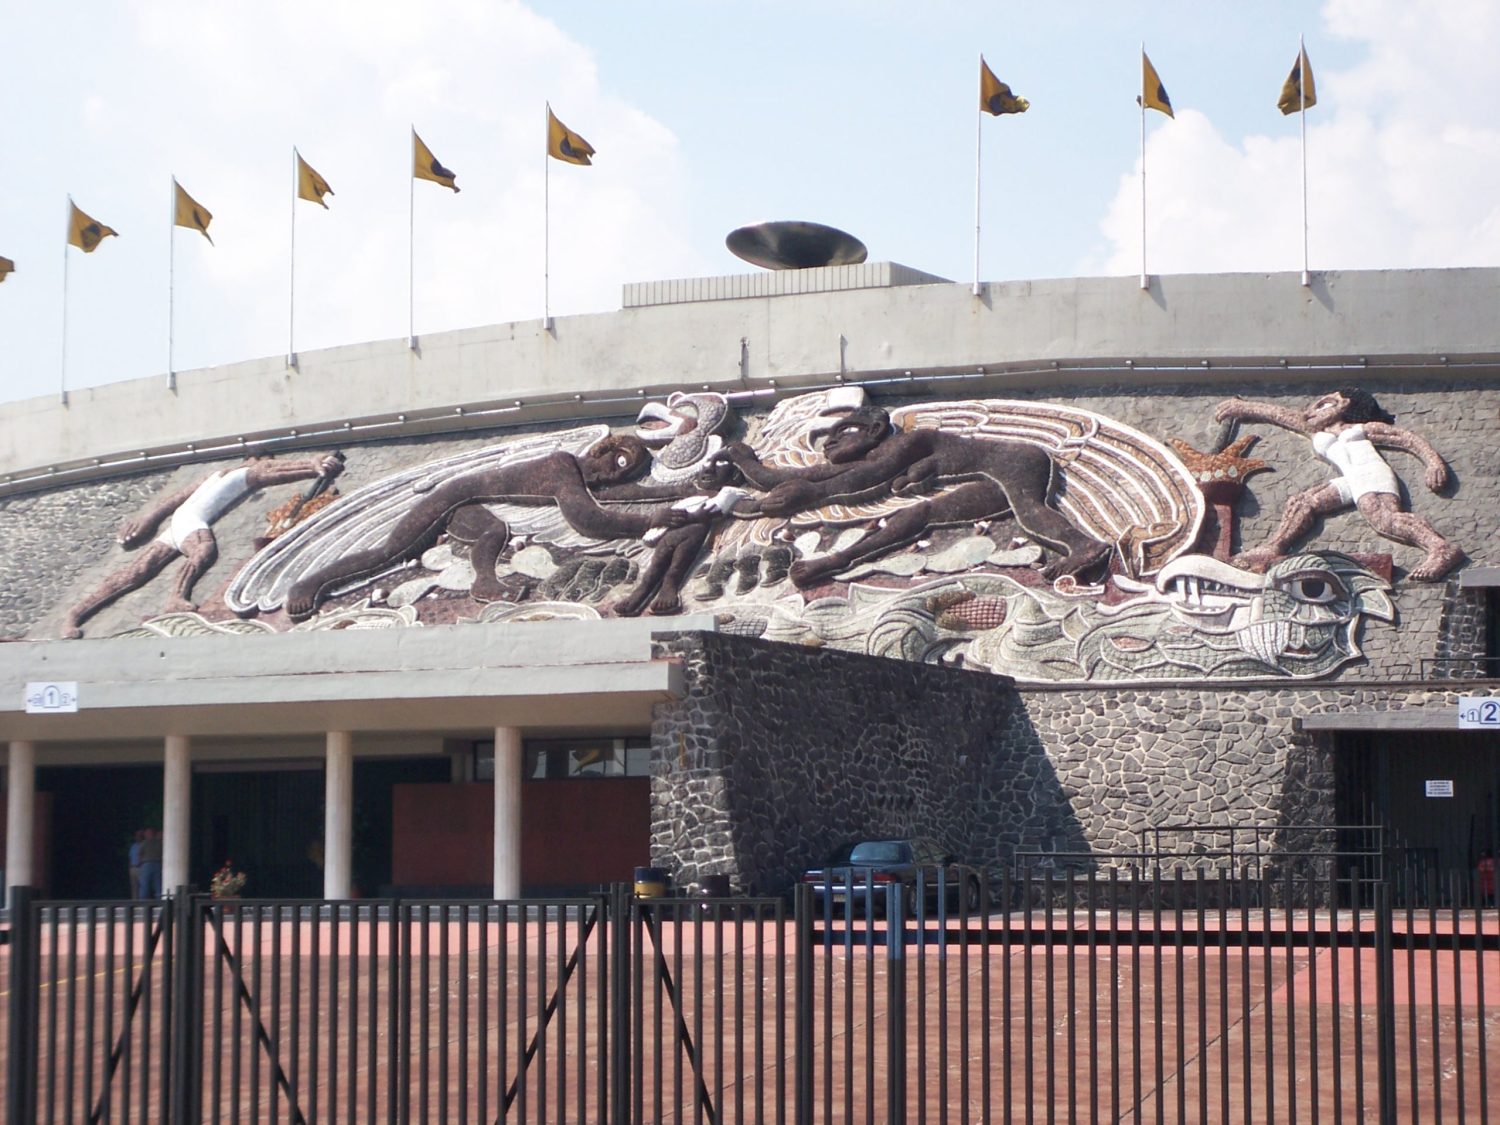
[70, 385, 1464, 685]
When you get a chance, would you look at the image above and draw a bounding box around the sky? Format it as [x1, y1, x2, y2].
[2, 0, 1498, 407]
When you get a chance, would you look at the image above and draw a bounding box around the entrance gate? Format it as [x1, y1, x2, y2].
[5, 868, 1498, 1122]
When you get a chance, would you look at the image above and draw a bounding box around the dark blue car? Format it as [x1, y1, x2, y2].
[801, 837, 982, 916]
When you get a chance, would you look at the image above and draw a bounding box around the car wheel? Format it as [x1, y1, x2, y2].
[963, 876, 982, 914]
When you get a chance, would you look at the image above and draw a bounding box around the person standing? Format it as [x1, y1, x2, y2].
[137, 828, 163, 900]
[1480, 849, 1496, 908]
[127, 828, 145, 899]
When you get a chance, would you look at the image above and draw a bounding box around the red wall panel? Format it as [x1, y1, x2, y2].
[392, 779, 650, 891]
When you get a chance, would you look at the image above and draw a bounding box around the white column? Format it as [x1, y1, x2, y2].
[6, 740, 36, 893]
[324, 730, 354, 900]
[161, 734, 191, 893]
[492, 726, 523, 900]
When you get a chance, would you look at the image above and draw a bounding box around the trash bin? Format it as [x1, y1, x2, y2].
[697, 874, 731, 897]
[633, 866, 668, 898]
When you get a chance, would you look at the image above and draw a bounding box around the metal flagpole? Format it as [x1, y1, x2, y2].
[544, 103, 552, 330]
[1139, 44, 1149, 291]
[973, 55, 983, 297]
[1300, 36, 1310, 287]
[409, 127, 417, 350]
[168, 176, 177, 391]
[290, 147, 299, 367]
[61, 197, 70, 405]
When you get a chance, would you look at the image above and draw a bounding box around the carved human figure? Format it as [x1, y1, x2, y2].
[1214, 387, 1462, 581]
[721, 404, 1110, 588]
[62, 454, 345, 638]
[283, 434, 716, 619]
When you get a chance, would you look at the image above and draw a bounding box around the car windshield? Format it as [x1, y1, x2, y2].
[848, 842, 911, 865]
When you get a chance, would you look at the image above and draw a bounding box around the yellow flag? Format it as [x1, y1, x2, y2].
[1140, 51, 1174, 118]
[979, 56, 1029, 116]
[297, 152, 334, 207]
[547, 107, 596, 166]
[67, 201, 119, 253]
[173, 180, 214, 245]
[0, 255, 13, 282]
[1278, 47, 1317, 115]
[413, 131, 459, 192]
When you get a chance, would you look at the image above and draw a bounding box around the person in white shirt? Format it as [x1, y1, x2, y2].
[1214, 388, 1461, 581]
[62, 453, 343, 638]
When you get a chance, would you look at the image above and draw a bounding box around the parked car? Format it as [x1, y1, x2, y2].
[801, 837, 982, 916]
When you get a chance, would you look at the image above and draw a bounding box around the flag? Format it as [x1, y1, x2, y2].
[1140, 51, 1174, 118]
[413, 131, 459, 192]
[547, 107, 596, 165]
[1278, 46, 1317, 115]
[297, 152, 334, 207]
[68, 201, 118, 253]
[173, 180, 214, 245]
[979, 56, 1029, 116]
[0, 256, 12, 282]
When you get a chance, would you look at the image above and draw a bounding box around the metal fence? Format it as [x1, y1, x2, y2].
[3, 866, 1497, 1122]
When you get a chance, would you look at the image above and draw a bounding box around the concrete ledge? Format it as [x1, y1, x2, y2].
[0, 617, 714, 740]
[622, 261, 949, 307]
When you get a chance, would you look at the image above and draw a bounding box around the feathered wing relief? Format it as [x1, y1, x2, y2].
[225, 426, 612, 614]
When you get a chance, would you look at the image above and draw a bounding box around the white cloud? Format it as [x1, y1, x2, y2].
[2, 0, 708, 400]
[1084, 0, 1500, 276]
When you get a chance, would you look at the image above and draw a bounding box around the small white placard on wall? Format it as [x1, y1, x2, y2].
[25, 682, 79, 714]
[1458, 697, 1500, 729]
[1424, 779, 1454, 798]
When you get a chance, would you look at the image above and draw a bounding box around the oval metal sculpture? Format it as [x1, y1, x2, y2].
[725, 221, 868, 270]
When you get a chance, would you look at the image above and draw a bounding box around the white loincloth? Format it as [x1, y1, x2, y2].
[1312, 425, 1399, 504]
[155, 467, 254, 551]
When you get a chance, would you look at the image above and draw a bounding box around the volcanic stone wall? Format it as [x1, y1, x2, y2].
[648, 629, 1483, 891]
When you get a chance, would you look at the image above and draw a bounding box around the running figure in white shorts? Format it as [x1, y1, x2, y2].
[1214, 387, 1462, 582]
[62, 453, 343, 638]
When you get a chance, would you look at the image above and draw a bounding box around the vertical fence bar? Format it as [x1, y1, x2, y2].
[1473, 884, 1489, 1125]
[1448, 871, 1465, 1121]
[1375, 876, 1398, 1125]
[795, 882, 813, 1125]
[5, 887, 37, 1125]
[887, 880, 907, 1124]
[610, 885, 630, 1125]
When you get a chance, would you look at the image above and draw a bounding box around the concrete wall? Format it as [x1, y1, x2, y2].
[7, 267, 1500, 492]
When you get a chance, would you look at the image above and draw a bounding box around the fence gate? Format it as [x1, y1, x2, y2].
[5, 871, 1499, 1122]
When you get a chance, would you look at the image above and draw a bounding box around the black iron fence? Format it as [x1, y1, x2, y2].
[3, 866, 1497, 1122]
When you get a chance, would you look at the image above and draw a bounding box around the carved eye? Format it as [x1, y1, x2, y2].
[675, 401, 699, 419]
[1278, 569, 1346, 605]
[615, 454, 630, 469]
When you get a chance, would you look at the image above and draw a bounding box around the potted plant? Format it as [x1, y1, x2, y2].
[210, 860, 248, 900]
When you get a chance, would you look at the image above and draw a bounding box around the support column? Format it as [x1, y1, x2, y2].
[162, 734, 191, 893]
[324, 731, 354, 900]
[6, 741, 36, 893]
[493, 726, 523, 900]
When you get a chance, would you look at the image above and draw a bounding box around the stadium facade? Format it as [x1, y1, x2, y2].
[2, 265, 1497, 899]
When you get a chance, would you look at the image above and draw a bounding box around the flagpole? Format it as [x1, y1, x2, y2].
[973, 55, 983, 297]
[544, 104, 552, 331]
[61, 197, 70, 406]
[168, 176, 177, 391]
[1139, 44, 1149, 291]
[289, 147, 299, 368]
[1299, 36, 1310, 287]
[409, 127, 417, 350]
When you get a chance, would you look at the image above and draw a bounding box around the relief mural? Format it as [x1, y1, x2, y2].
[74, 386, 1463, 685]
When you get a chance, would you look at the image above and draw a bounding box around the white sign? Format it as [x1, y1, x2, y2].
[1458, 697, 1500, 729]
[1425, 779, 1454, 798]
[24, 682, 79, 714]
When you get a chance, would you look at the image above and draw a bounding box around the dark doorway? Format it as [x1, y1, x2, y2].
[36, 764, 162, 899]
[1336, 730, 1500, 881]
[193, 768, 324, 897]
